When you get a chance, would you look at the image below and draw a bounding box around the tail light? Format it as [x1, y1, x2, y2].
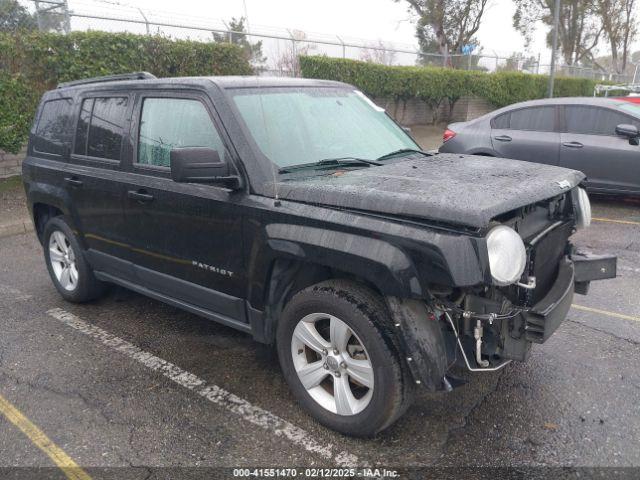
[443, 129, 456, 142]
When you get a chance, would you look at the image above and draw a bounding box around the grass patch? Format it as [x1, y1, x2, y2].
[0, 175, 23, 194]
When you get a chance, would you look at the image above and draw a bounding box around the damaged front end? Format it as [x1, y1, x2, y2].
[388, 188, 617, 391]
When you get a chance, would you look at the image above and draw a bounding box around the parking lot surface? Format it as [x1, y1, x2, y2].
[0, 196, 639, 476]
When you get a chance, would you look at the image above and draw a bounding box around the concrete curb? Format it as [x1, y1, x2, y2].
[0, 219, 34, 239]
[0, 167, 21, 179]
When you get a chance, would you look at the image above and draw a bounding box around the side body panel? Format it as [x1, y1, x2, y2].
[559, 132, 640, 193]
[490, 128, 560, 166]
[558, 105, 640, 194]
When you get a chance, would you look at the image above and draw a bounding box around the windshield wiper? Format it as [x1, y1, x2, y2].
[317, 157, 383, 166]
[278, 157, 382, 174]
[376, 148, 432, 161]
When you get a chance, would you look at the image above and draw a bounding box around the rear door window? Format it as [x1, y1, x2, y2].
[74, 96, 128, 161]
[507, 106, 555, 132]
[564, 106, 640, 136]
[491, 107, 556, 132]
[33, 98, 74, 155]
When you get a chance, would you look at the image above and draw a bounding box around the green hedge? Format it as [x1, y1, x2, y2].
[0, 74, 39, 155]
[299, 56, 597, 120]
[0, 31, 253, 153]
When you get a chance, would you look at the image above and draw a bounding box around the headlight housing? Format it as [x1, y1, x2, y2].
[575, 187, 591, 229]
[486, 225, 527, 286]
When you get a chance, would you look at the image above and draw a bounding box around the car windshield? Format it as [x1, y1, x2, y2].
[229, 87, 419, 169]
[618, 102, 640, 118]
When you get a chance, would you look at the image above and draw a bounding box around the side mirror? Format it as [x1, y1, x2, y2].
[170, 147, 241, 189]
[615, 123, 639, 139]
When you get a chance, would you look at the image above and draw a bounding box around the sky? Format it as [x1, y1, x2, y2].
[50, 0, 630, 69]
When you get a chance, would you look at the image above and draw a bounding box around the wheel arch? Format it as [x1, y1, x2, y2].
[32, 203, 65, 243]
[26, 182, 74, 244]
[251, 257, 385, 344]
[467, 148, 496, 156]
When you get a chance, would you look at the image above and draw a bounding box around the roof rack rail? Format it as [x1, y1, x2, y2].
[57, 72, 157, 89]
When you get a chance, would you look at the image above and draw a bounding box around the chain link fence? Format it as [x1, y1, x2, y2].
[31, 0, 635, 83]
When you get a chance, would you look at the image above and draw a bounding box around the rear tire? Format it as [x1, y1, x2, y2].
[276, 279, 413, 437]
[43, 216, 106, 303]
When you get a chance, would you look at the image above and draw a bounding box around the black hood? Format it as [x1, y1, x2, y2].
[275, 154, 585, 229]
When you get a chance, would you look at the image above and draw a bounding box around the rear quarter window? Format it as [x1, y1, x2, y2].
[491, 112, 510, 129]
[33, 98, 74, 156]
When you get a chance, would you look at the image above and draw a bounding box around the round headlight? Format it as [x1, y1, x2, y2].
[486, 225, 527, 286]
[575, 187, 591, 229]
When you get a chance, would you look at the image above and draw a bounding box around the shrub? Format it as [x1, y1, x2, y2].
[0, 74, 39, 154]
[299, 56, 597, 121]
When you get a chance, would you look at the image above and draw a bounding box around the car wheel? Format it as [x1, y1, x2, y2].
[277, 279, 413, 437]
[43, 216, 105, 302]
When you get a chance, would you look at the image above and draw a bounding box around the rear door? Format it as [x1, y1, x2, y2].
[121, 90, 247, 326]
[490, 106, 560, 165]
[66, 94, 134, 281]
[27, 95, 76, 213]
[559, 105, 640, 193]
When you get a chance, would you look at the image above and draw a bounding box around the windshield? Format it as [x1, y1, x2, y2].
[618, 102, 640, 118]
[230, 87, 419, 168]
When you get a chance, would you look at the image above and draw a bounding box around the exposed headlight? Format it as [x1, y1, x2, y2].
[486, 225, 527, 286]
[575, 187, 591, 229]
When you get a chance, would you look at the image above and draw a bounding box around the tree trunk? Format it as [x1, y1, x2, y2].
[432, 22, 449, 66]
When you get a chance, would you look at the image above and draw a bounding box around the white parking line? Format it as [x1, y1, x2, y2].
[571, 304, 640, 323]
[46, 307, 359, 468]
[592, 217, 640, 226]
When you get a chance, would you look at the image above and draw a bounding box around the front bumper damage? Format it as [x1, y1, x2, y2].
[388, 251, 617, 391]
[524, 252, 616, 343]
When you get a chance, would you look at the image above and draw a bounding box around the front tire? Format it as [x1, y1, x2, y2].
[43, 216, 105, 303]
[277, 280, 413, 437]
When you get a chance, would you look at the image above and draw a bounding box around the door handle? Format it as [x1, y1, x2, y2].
[127, 190, 154, 203]
[64, 176, 83, 187]
[562, 141, 583, 148]
[493, 135, 512, 142]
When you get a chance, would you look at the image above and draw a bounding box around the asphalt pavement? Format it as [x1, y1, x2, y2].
[0, 196, 639, 478]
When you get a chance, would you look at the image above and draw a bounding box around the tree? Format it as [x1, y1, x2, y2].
[0, 0, 37, 32]
[595, 0, 637, 74]
[396, 0, 489, 66]
[497, 52, 539, 72]
[274, 30, 315, 76]
[360, 40, 397, 65]
[513, 0, 603, 66]
[213, 17, 266, 69]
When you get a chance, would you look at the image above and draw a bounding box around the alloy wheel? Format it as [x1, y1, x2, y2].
[49, 230, 78, 291]
[290, 312, 374, 416]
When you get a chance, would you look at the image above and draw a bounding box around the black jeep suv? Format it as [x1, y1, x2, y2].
[23, 72, 616, 436]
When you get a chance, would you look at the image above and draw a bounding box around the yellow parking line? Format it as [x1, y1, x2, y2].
[0, 393, 91, 480]
[592, 217, 640, 226]
[572, 304, 640, 323]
